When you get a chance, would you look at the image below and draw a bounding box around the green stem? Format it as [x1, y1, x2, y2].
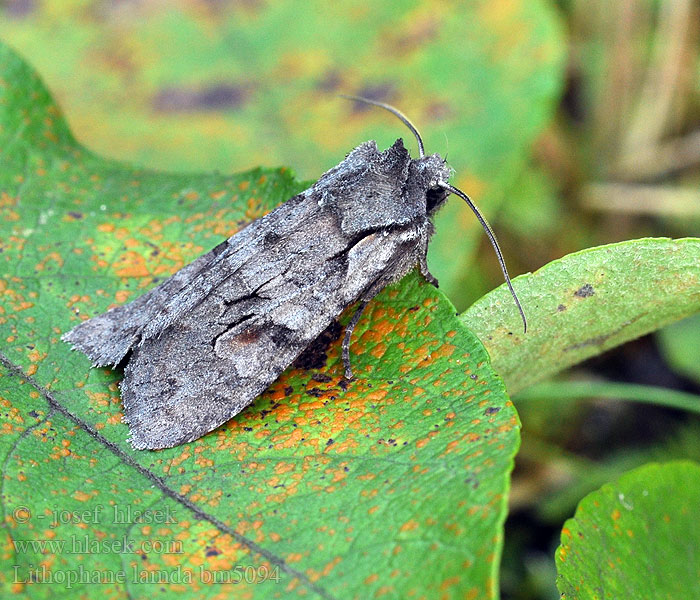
[515, 380, 700, 415]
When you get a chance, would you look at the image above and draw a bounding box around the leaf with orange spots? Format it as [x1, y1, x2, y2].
[462, 238, 700, 394]
[0, 42, 519, 598]
[556, 461, 700, 599]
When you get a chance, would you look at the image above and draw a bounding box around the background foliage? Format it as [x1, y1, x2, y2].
[0, 0, 566, 308]
[1, 1, 699, 598]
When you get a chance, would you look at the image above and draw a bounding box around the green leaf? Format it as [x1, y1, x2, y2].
[0, 0, 566, 309]
[517, 380, 700, 415]
[461, 238, 700, 394]
[555, 461, 700, 599]
[657, 313, 700, 385]
[0, 42, 519, 598]
[499, 159, 562, 238]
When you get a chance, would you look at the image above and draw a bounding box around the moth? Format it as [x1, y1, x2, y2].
[63, 97, 526, 450]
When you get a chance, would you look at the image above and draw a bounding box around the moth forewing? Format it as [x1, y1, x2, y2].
[64, 139, 452, 449]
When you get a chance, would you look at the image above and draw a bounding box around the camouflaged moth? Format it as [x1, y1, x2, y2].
[63, 97, 526, 449]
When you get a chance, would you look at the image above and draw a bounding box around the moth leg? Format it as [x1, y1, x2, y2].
[342, 300, 370, 380]
[419, 254, 439, 287]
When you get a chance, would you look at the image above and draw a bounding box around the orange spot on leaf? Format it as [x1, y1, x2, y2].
[113, 251, 150, 278]
[400, 519, 419, 532]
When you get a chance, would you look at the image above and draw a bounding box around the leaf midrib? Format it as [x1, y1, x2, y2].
[0, 351, 338, 600]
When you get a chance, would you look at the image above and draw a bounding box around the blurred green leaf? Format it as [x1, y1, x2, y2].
[516, 380, 700, 415]
[0, 41, 520, 598]
[462, 238, 700, 394]
[499, 160, 562, 238]
[657, 313, 700, 385]
[556, 461, 700, 599]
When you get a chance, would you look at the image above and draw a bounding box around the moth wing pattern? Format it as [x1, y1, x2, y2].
[62, 194, 312, 367]
[62, 238, 234, 367]
[64, 139, 452, 449]
[124, 222, 426, 449]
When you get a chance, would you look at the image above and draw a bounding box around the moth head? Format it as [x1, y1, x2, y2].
[416, 154, 452, 216]
[340, 94, 528, 334]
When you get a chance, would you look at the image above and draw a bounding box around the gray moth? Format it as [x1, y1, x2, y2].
[63, 98, 526, 450]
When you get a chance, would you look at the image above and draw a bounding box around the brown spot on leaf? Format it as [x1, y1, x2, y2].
[348, 84, 396, 112]
[3, 0, 35, 18]
[574, 283, 595, 298]
[425, 102, 454, 121]
[317, 70, 343, 92]
[293, 321, 342, 370]
[153, 83, 251, 112]
[564, 333, 611, 351]
[386, 18, 439, 55]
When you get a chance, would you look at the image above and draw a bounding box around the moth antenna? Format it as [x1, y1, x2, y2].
[438, 181, 528, 333]
[340, 94, 425, 158]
